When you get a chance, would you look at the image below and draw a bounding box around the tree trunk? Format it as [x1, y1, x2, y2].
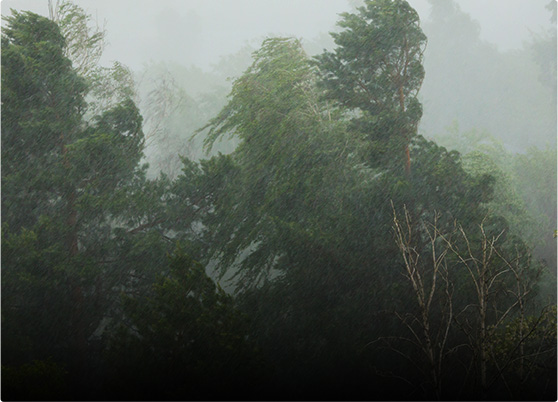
[399, 84, 411, 177]
[405, 145, 411, 177]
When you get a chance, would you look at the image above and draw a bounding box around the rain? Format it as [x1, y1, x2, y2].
[1, 0, 556, 400]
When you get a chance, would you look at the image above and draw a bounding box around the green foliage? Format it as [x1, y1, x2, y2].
[198, 37, 354, 285]
[1, 220, 98, 365]
[135, 60, 236, 178]
[189, 32, 509, 400]
[53, 0, 106, 77]
[316, 0, 427, 171]
[1, 10, 87, 230]
[491, 306, 557, 371]
[317, 0, 426, 114]
[86, 61, 137, 118]
[512, 146, 557, 236]
[1, 3, 554, 400]
[51, 1, 138, 122]
[511, 146, 557, 281]
[104, 247, 265, 399]
[1, 11, 161, 400]
[489, 306, 557, 398]
[202, 37, 318, 151]
[434, 121, 556, 284]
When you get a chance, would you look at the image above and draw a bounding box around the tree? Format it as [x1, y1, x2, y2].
[199, 37, 351, 285]
[529, 0, 557, 108]
[189, 29, 512, 396]
[391, 205, 452, 399]
[433, 122, 557, 295]
[137, 65, 199, 178]
[103, 247, 266, 400]
[48, 0, 138, 119]
[1, 11, 152, 399]
[511, 146, 557, 274]
[1, 10, 87, 232]
[390, 204, 553, 399]
[48, 0, 105, 78]
[315, 0, 427, 175]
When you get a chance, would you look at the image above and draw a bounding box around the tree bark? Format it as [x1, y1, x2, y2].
[405, 145, 411, 177]
[399, 84, 411, 177]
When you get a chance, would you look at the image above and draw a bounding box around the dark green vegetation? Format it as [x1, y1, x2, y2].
[2, 1, 556, 401]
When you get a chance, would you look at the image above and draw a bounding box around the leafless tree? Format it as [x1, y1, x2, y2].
[438, 217, 545, 397]
[388, 204, 552, 399]
[389, 202, 453, 399]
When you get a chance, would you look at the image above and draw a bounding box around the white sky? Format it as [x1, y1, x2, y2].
[1, 0, 554, 70]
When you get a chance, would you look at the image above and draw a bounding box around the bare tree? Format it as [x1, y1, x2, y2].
[388, 204, 552, 399]
[438, 218, 539, 396]
[390, 202, 453, 399]
[436, 216, 551, 399]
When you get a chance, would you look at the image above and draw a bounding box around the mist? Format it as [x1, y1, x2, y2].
[3, 0, 554, 154]
[3, 0, 552, 68]
[2, 0, 556, 400]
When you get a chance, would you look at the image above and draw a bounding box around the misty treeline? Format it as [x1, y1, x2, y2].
[1, 0, 556, 400]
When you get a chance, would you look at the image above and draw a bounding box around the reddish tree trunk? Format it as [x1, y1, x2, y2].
[399, 84, 411, 177]
[405, 144, 411, 177]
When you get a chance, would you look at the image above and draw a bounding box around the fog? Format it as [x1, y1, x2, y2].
[2, 0, 552, 70]
[2, 1, 557, 400]
[3, 1, 554, 155]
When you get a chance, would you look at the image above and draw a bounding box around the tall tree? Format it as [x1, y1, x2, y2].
[48, 0, 105, 78]
[48, 0, 138, 119]
[1, 12, 149, 398]
[199, 37, 351, 285]
[1, 10, 87, 233]
[316, 0, 426, 175]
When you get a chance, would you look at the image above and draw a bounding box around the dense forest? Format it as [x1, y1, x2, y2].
[1, 0, 556, 400]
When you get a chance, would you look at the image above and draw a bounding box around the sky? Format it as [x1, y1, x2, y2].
[1, 0, 554, 70]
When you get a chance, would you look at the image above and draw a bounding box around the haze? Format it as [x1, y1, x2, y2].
[2, 1, 556, 400]
[2, 0, 553, 70]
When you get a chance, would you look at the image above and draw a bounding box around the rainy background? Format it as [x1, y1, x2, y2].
[1, 0, 556, 400]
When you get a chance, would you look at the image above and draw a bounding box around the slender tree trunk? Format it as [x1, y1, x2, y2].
[404, 145, 411, 177]
[518, 296, 525, 381]
[399, 85, 411, 177]
[478, 244, 489, 399]
[421, 310, 440, 399]
[479, 291, 488, 397]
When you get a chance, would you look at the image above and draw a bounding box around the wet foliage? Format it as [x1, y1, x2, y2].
[1, 1, 556, 401]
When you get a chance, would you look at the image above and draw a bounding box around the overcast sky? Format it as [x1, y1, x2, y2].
[1, 0, 554, 70]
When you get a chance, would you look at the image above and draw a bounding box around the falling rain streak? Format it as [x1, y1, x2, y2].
[1, 0, 556, 400]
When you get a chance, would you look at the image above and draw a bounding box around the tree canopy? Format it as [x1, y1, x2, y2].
[316, 0, 426, 174]
[1, 2, 555, 401]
